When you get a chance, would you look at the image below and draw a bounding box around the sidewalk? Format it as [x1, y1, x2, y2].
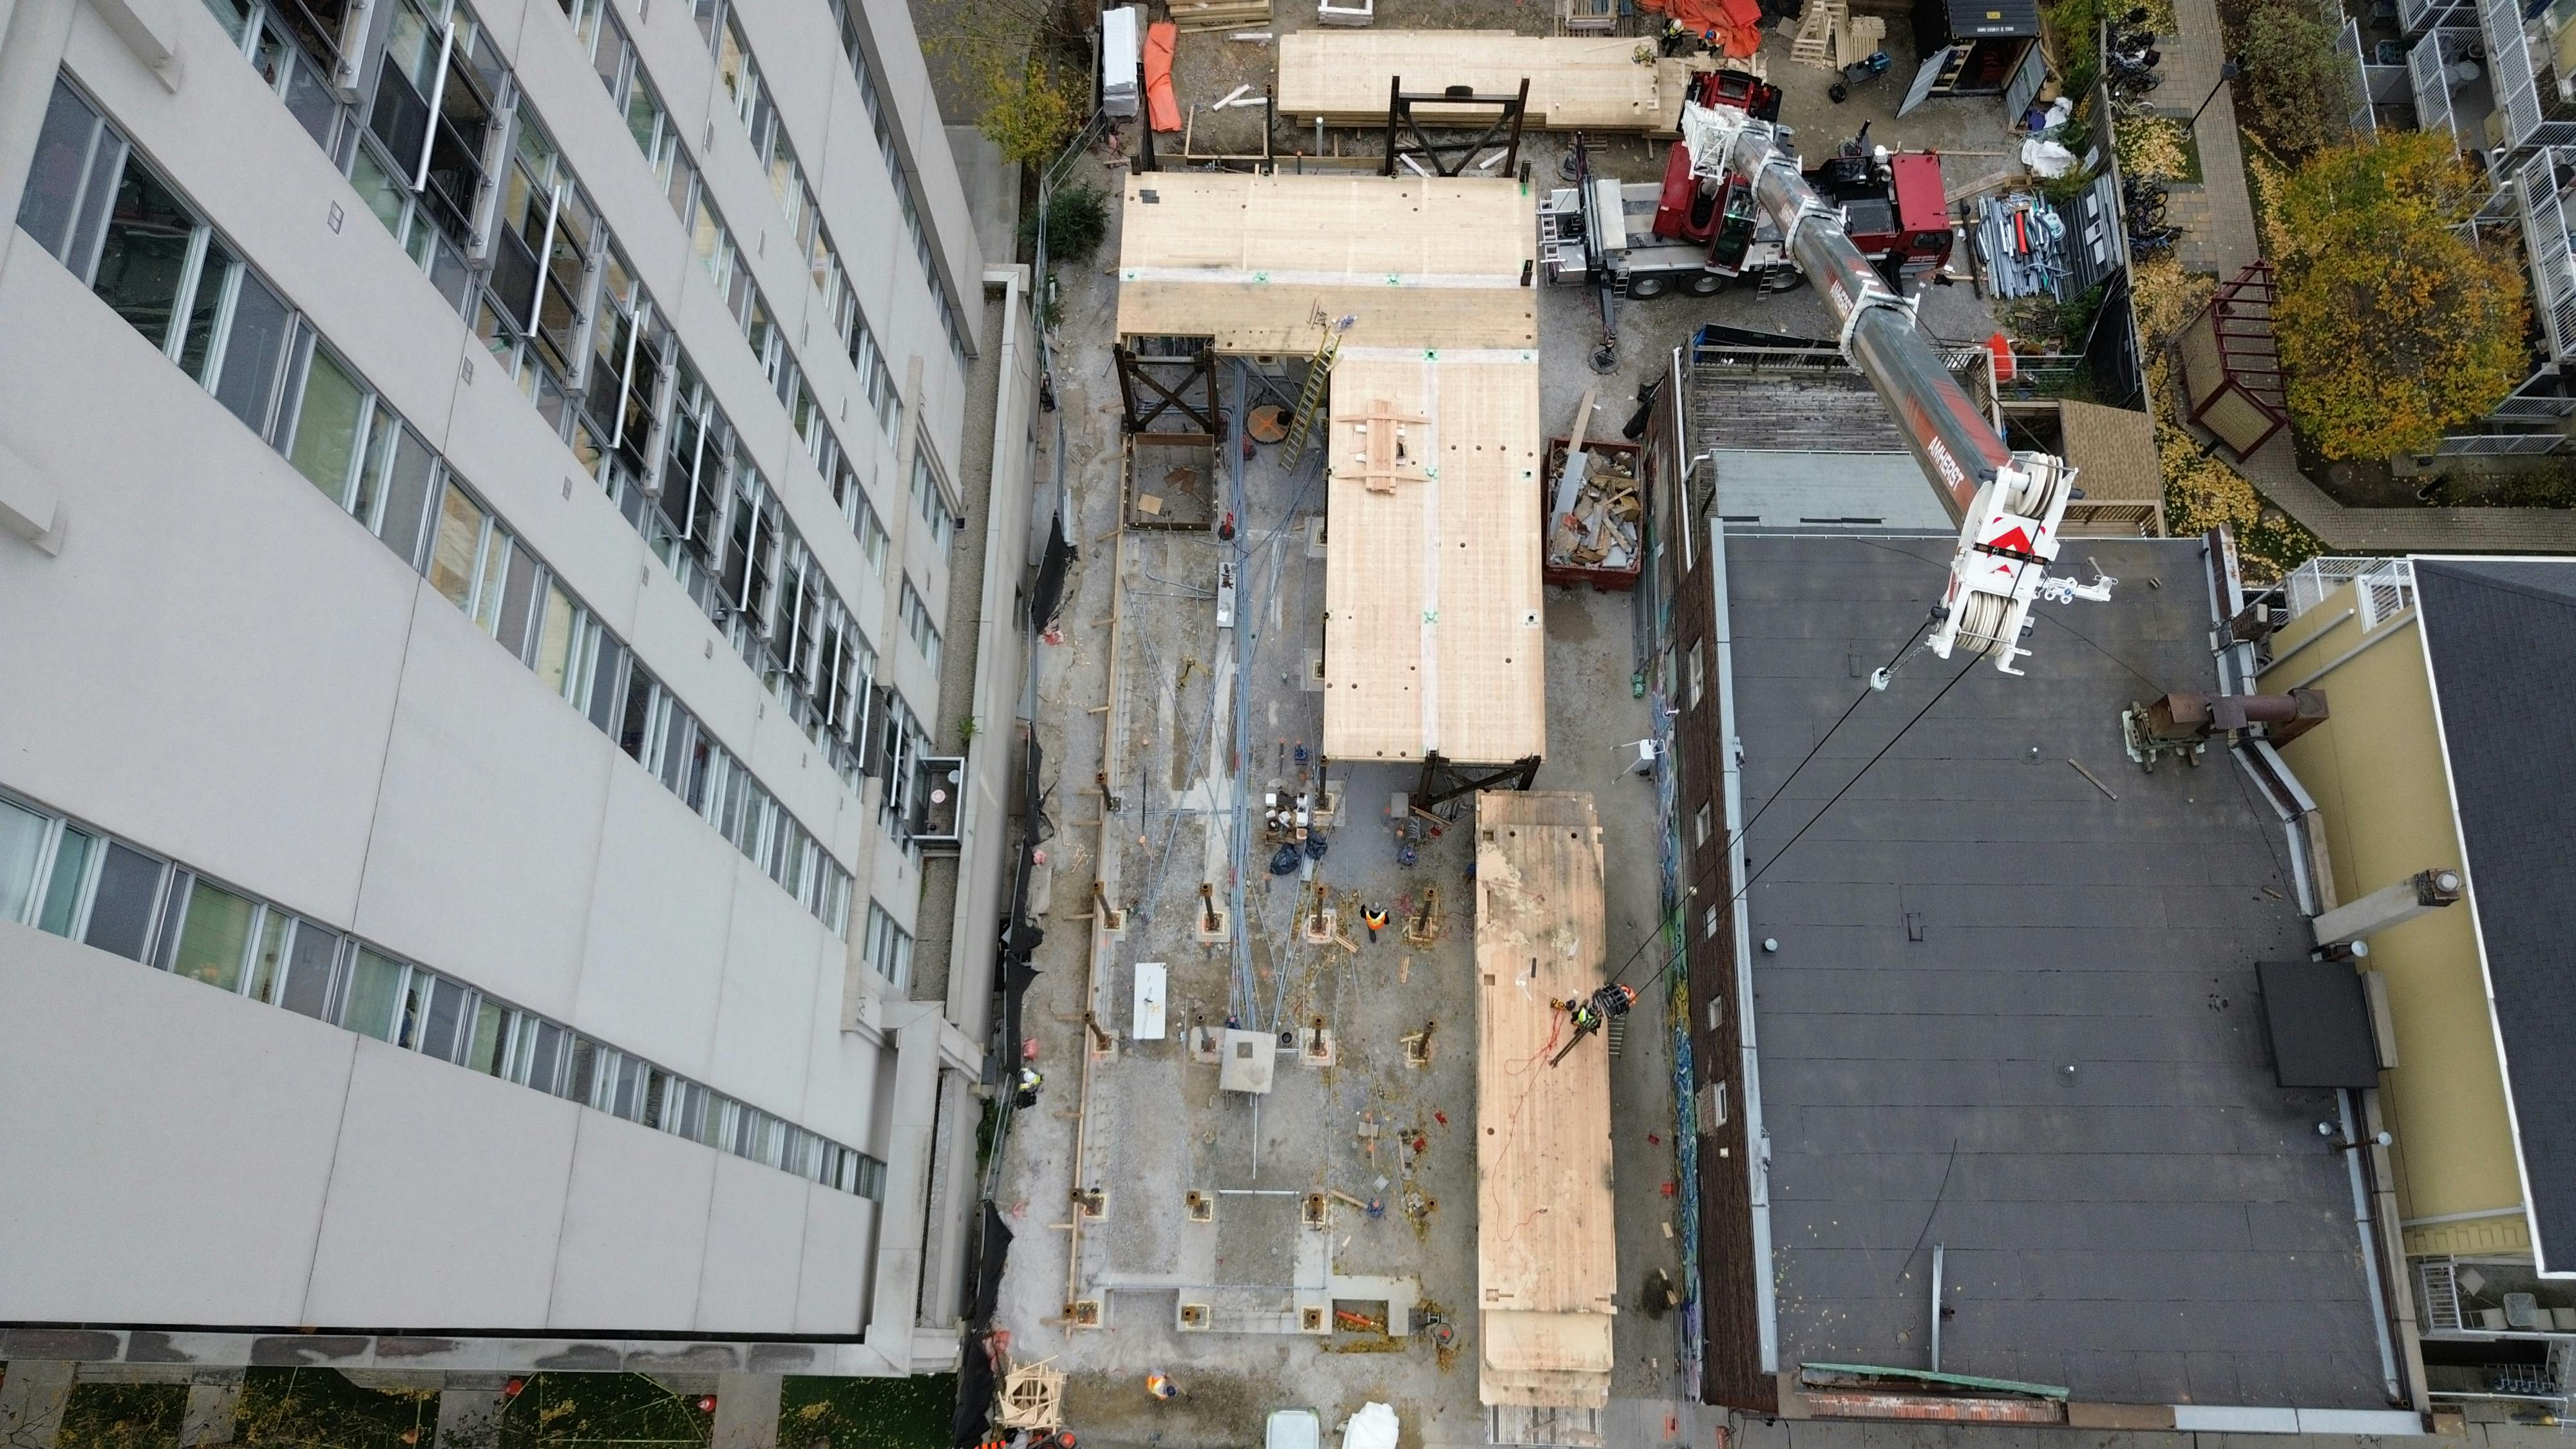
[2235, 432, 2576, 551]
[2155, 0, 2260, 276]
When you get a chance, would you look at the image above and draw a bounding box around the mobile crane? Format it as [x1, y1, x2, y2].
[1673, 74, 2089, 674]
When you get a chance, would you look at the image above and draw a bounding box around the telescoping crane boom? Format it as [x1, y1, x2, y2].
[1680, 91, 2089, 676]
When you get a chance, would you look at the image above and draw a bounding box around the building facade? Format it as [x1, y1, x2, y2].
[0, 0, 1036, 1370]
[2262, 556, 2576, 1413]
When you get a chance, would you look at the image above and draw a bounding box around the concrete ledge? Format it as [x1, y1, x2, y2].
[2068, 1401, 2177, 1429]
[0, 1329, 877, 1377]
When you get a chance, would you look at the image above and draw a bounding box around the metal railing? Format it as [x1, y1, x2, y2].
[2516, 147, 2576, 360]
[2341, 19, 2382, 137]
[2284, 556, 2389, 618]
[2480, 0, 2552, 151]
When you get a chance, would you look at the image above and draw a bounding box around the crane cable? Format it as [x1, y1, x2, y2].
[1589, 612, 1937, 996]
[1609, 649, 1982, 999]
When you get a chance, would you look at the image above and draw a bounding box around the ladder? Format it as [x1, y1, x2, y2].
[1282, 314, 1351, 460]
[2418, 1259, 2463, 1332]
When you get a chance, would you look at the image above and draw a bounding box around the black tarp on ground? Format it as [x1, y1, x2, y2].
[951, 1336, 998, 1448]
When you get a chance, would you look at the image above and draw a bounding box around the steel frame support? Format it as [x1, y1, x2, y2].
[1113, 342, 1222, 438]
[1412, 752, 1543, 809]
[1379, 76, 1530, 178]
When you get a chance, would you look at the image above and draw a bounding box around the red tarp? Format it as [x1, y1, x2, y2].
[1145, 20, 1182, 132]
[1641, 0, 1763, 56]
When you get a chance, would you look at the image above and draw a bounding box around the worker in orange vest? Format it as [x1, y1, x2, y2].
[1362, 904, 1389, 942]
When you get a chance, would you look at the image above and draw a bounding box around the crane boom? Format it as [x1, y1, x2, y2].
[1683, 100, 2083, 675]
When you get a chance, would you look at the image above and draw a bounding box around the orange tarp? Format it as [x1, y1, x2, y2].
[1146, 21, 1182, 132]
[1642, 0, 1762, 55]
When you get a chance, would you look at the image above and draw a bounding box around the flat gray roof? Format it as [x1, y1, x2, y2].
[1728, 533, 2392, 1410]
[1711, 450, 1956, 533]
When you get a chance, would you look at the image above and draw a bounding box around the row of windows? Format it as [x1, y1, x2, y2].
[813, 0, 972, 372]
[176, 0, 934, 818]
[556, 0, 903, 453]
[15, 76, 854, 940]
[0, 791, 887, 1200]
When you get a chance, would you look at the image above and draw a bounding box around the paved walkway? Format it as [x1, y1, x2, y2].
[2235, 431, 2576, 550]
[2154, 0, 2260, 276]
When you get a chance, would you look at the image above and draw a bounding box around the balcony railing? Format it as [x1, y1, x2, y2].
[2401, 0, 2474, 35]
[2514, 147, 2576, 358]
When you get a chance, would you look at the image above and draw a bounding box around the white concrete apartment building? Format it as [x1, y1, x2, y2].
[0, 0, 1036, 1374]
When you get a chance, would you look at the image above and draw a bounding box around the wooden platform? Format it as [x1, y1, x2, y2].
[1113, 172, 1537, 353]
[1474, 791, 1615, 1410]
[1112, 171, 1546, 764]
[1276, 32, 1702, 132]
[1321, 350, 1545, 764]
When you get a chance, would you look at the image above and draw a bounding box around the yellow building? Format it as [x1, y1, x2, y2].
[2262, 557, 2576, 1404]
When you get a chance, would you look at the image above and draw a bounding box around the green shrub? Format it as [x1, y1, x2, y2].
[2240, 1, 2348, 159]
[1022, 180, 1111, 263]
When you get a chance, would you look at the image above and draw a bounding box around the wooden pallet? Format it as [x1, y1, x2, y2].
[1832, 12, 1884, 66]
[1790, 0, 1842, 67]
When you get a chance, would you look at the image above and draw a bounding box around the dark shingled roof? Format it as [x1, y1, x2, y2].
[2415, 559, 2576, 1273]
[1732, 534, 2388, 1408]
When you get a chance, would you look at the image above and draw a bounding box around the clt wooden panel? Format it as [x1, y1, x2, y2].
[1320, 352, 1545, 764]
[1109, 170, 1546, 766]
[1474, 791, 1615, 1410]
[1113, 172, 1537, 352]
[1277, 32, 1698, 131]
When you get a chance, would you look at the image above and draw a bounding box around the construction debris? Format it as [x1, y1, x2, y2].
[1170, 0, 1271, 31]
[1542, 437, 1644, 589]
[994, 1358, 1067, 1432]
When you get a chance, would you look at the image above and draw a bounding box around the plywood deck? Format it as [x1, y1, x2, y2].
[1474, 791, 1615, 1410]
[1113, 172, 1537, 353]
[1320, 350, 1546, 764]
[1277, 32, 1699, 132]
[1110, 171, 1546, 764]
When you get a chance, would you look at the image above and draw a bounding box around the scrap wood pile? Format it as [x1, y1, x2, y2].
[992, 1356, 1065, 1432]
[1544, 440, 1642, 573]
[1168, 0, 1271, 31]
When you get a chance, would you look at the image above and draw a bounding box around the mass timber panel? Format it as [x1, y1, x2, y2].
[1474, 791, 1614, 1410]
[1320, 353, 1545, 764]
[1278, 32, 1692, 131]
[1113, 173, 1537, 354]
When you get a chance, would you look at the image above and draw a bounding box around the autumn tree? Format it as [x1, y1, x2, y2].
[2272, 131, 2532, 459]
[2237, 1, 2347, 159]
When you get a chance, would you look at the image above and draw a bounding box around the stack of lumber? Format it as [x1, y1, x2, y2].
[1276, 32, 1687, 131]
[1170, 0, 1271, 32]
[1544, 440, 1642, 574]
[1475, 791, 1615, 1410]
[1835, 11, 1886, 64]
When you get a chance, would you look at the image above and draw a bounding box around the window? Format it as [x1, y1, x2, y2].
[1687, 641, 1705, 710]
[900, 580, 942, 674]
[862, 902, 913, 990]
[1703, 905, 1720, 940]
[285, 341, 369, 500]
[910, 450, 954, 552]
[1694, 802, 1712, 848]
[201, 0, 355, 155]
[340, 949, 407, 1041]
[0, 798, 49, 925]
[84, 842, 168, 962]
[163, 876, 256, 992]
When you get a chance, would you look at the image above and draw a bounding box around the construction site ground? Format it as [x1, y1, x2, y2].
[990, 73, 2016, 1446]
[1173, 6, 2030, 173]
